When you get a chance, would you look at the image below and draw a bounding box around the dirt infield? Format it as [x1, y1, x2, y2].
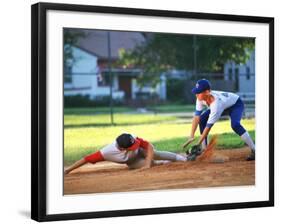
[64, 147, 255, 195]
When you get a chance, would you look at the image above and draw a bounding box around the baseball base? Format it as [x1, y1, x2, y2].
[210, 155, 230, 163]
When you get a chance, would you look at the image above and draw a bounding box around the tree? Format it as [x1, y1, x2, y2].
[117, 33, 255, 83]
[63, 29, 86, 71]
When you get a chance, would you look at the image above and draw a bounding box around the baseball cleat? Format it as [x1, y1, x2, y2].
[186, 154, 197, 161]
[246, 151, 255, 161]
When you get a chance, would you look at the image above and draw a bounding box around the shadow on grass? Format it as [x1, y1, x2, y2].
[152, 131, 255, 153]
[65, 123, 117, 128]
[152, 137, 188, 153]
[64, 107, 134, 115]
[64, 120, 186, 129]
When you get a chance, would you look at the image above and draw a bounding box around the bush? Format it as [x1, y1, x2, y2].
[64, 95, 124, 108]
[166, 79, 187, 103]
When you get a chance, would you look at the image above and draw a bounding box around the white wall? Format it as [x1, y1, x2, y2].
[1, 0, 280, 224]
[72, 47, 97, 74]
[224, 50, 255, 93]
[71, 46, 97, 94]
[238, 50, 255, 93]
[66, 47, 125, 99]
[65, 46, 96, 96]
[65, 46, 114, 98]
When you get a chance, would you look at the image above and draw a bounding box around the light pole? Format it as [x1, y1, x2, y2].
[193, 35, 198, 79]
[107, 31, 114, 125]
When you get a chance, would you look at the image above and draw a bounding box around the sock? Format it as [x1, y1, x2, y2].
[240, 132, 255, 152]
[153, 160, 172, 166]
[201, 137, 208, 150]
[176, 154, 187, 161]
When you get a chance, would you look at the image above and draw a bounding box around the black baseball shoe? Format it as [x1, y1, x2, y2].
[246, 151, 255, 161]
[186, 145, 203, 161]
[186, 153, 197, 161]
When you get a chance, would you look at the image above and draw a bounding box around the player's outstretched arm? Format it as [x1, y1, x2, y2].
[198, 127, 211, 145]
[64, 158, 88, 175]
[190, 115, 200, 138]
[182, 115, 200, 148]
[142, 143, 154, 169]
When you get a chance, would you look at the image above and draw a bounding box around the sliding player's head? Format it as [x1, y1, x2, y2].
[116, 133, 140, 151]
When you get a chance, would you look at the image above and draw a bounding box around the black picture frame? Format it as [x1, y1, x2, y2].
[31, 2, 274, 222]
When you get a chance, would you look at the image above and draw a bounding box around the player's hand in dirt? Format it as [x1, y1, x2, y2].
[131, 165, 151, 173]
[140, 163, 152, 170]
[139, 166, 150, 171]
[64, 168, 71, 175]
[182, 137, 195, 149]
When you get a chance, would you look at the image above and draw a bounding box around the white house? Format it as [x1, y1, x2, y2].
[64, 30, 166, 101]
[224, 50, 255, 93]
[64, 46, 124, 99]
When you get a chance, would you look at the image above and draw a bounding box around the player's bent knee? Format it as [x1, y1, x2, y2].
[231, 122, 246, 136]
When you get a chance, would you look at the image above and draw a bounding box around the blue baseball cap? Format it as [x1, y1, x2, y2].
[191, 79, 211, 94]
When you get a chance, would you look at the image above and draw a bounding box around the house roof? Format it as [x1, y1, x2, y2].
[75, 30, 146, 59]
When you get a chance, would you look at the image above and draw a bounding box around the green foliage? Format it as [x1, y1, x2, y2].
[166, 78, 186, 102]
[63, 29, 86, 69]
[118, 47, 163, 90]
[64, 95, 124, 108]
[118, 33, 255, 77]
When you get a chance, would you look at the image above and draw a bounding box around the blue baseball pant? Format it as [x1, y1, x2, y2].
[199, 98, 246, 144]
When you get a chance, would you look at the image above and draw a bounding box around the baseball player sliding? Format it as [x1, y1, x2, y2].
[64, 133, 187, 175]
[183, 79, 255, 161]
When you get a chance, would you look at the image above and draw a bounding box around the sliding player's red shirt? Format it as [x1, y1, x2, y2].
[84, 137, 149, 164]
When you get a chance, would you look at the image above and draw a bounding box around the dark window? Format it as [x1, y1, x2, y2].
[246, 67, 251, 80]
[228, 68, 233, 80]
[97, 72, 110, 86]
[234, 68, 239, 92]
[64, 64, 72, 83]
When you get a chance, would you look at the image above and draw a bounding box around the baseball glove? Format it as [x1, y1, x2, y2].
[186, 144, 202, 161]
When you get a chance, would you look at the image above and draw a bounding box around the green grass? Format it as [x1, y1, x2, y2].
[64, 114, 178, 128]
[64, 104, 194, 115]
[64, 115, 255, 165]
[147, 104, 194, 113]
[64, 107, 134, 115]
[152, 130, 255, 153]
